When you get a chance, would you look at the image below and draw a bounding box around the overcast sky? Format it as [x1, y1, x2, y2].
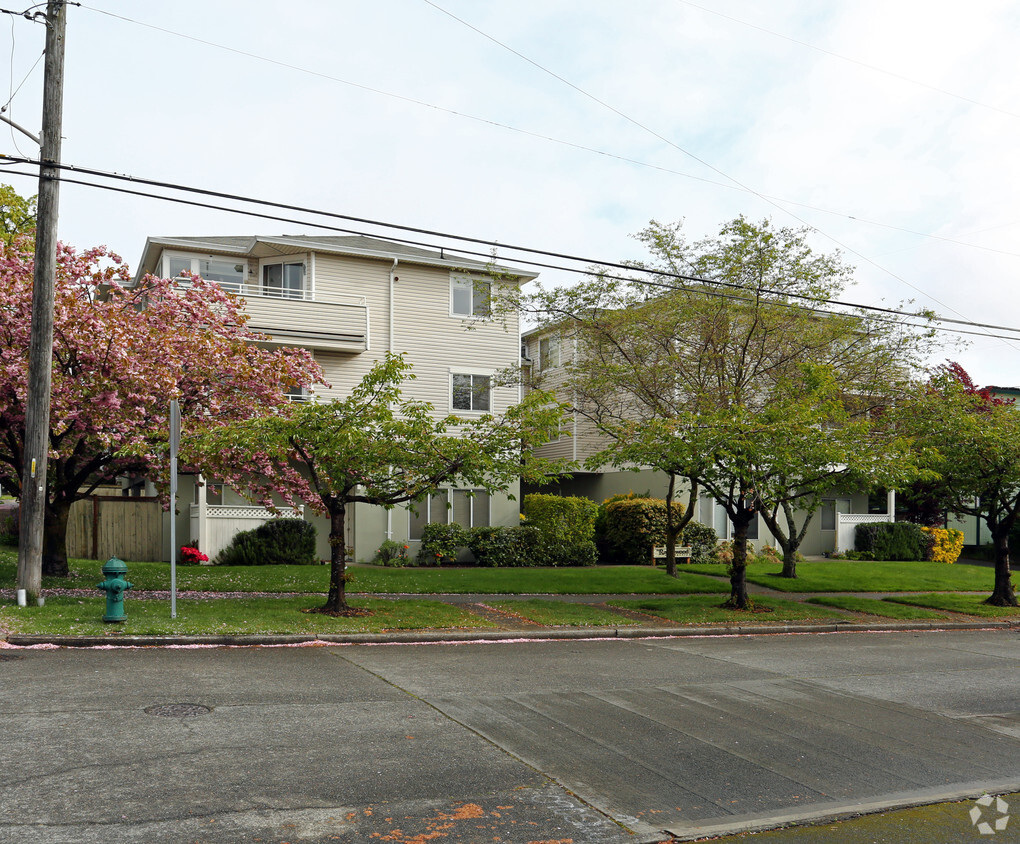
[3, 0, 1019, 383]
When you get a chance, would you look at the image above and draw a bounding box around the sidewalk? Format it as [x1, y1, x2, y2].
[4, 579, 1017, 648]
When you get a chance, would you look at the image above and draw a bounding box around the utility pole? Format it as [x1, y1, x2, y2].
[16, 0, 67, 599]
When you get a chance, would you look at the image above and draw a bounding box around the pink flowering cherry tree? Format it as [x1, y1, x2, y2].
[0, 237, 321, 586]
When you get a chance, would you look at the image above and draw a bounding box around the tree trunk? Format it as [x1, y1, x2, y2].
[722, 514, 753, 610]
[41, 500, 70, 577]
[779, 542, 797, 579]
[322, 500, 351, 614]
[664, 473, 678, 578]
[987, 528, 1018, 607]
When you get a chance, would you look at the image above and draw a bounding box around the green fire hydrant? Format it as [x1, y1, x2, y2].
[97, 556, 132, 623]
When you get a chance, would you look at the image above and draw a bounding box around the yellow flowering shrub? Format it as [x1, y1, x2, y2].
[920, 526, 965, 564]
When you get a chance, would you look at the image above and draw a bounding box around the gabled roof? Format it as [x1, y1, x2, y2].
[133, 234, 539, 283]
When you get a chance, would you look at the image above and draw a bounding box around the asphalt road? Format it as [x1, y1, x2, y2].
[2, 629, 1019, 843]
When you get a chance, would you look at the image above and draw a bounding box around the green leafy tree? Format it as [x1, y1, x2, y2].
[899, 366, 1020, 606]
[529, 216, 931, 605]
[0, 183, 36, 245]
[189, 354, 564, 615]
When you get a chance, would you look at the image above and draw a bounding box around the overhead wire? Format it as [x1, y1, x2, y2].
[3, 155, 1018, 344]
[72, 4, 1019, 262]
[418, 0, 1016, 350]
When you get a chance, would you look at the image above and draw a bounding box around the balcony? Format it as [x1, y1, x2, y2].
[238, 287, 368, 353]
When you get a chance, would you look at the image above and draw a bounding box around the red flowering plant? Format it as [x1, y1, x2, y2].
[180, 545, 209, 565]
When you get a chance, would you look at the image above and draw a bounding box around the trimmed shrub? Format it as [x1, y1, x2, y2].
[681, 521, 718, 565]
[214, 518, 317, 566]
[373, 539, 411, 567]
[522, 494, 598, 544]
[594, 492, 644, 562]
[542, 537, 599, 567]
[467, 525, 545, 567]
[465, 526, 596, 567]
[417, 522, 469, 566]
[602, 497, 686, 565]
[854, 521, 927, 561]
[920, 526, 965, 564]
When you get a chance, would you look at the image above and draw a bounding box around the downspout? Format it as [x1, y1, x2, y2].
[389, 258, 398, 351]
[386, 258, 398, 540]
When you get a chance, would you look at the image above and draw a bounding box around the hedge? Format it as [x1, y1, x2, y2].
[854, 521, 927, 561]
[602, 497, 686, 565]
[522, 494, 598, 544]
[214, 518, 317, 566]
[416, 522, 469, 566]
[681, 521, 719, 565]
[466, 525, 544, 567]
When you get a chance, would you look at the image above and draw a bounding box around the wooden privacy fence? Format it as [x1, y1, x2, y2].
[67, 496, 163, 562]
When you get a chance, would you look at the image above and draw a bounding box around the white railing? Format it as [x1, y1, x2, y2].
[189, 503, 304, 562]
[172, 276, 368, 308]
[837, 513, 892, 553]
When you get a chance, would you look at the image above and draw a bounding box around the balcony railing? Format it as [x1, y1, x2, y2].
[241, 292, 369, 353]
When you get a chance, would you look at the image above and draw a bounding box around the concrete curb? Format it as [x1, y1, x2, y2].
[662, 780, 1020, 842]
[4, 618, 1017, 648]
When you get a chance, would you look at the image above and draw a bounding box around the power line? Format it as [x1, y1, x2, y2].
[73, 4, 1020, 263]
[417, 0, 1013, 349]
[4, 154, 1018, 344]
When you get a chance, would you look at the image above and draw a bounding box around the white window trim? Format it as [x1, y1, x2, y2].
[258, 253, 311, 301]
[449, 369, 494, 414]
[538, 336, 560, 371]
[450, 274, 492, 319]
[160, 251, 248, 293]
[408, 488, 492, 540]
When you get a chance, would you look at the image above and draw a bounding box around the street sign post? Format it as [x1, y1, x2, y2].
[169, 400, 180, 619]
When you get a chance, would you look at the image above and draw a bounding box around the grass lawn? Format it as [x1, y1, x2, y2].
[609, 595, 848, 625]
[0, 595, 496, 636]
[487, 599, 643, 627]
[348, 564, 727, 595]
[806, 596, 950, 620]
[884, 593, 1020, 618]
[686, 560, 996, 593]
[0, 549, 727, 595]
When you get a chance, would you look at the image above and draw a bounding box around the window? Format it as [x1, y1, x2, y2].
[821, 498, 851, 531]
[409, 489, 490, 540]
[702, 496, 759, 540]
[451, 276, 491, 317]
[452, 373, 490, 412]
[539, 336, 560, 370]
[262, 260, 305, 299]
[820, 500, 835, 531]
[284, 383, 310, 402]
[163, 253, 245, 293]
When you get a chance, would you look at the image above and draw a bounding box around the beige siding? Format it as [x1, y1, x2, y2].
[526, 329, 615, 465]
[243, 294, 367, 352]
[310, 256, 521, 414]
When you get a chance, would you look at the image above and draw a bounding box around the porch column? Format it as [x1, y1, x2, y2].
[887, 489, 896, 521]
[196, 473, 208, 552]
